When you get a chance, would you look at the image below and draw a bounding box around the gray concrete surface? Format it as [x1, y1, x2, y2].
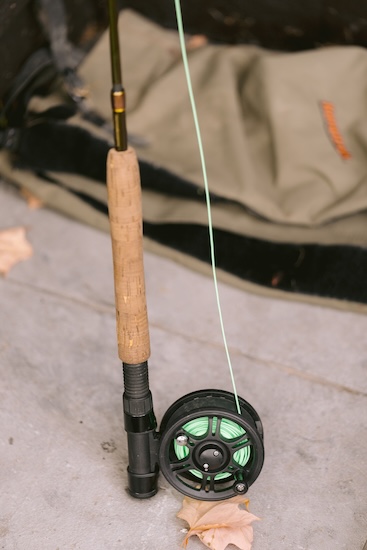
[0, 179, 366, 550]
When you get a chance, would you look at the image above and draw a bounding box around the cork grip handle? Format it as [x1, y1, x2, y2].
[107, 147, 150, 364]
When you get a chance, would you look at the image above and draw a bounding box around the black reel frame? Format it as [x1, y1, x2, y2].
[159, 390, 264, 501]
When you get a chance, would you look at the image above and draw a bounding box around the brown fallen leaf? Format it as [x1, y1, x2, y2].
[0, 226, 33, 276]
[177, 496, 259, 550]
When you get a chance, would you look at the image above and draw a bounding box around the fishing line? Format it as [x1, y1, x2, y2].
[173, 0, 241, 415]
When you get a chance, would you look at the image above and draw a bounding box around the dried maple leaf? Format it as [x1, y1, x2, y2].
[177, 496, 259, 550]
[0, 226, 33, 276]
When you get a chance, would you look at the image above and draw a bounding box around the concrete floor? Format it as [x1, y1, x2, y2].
[0, 179, 366, 550]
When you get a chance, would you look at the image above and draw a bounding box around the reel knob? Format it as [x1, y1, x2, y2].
[159, 389, 264, 501]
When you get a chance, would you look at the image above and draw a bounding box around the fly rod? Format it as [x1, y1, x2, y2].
[106, 0, 159, 498]
[105, 0, 264, 501]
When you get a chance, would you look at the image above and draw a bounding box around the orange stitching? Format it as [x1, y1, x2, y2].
[321, 101, 351, 160]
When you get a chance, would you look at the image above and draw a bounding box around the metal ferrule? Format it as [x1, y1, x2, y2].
[111, 87, 125, 113]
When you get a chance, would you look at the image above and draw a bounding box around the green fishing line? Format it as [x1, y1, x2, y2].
[174, 417, 251, 479]
[173, 0, 241, 415]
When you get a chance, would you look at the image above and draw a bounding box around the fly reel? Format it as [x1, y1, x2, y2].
[158, 389, 264, 500]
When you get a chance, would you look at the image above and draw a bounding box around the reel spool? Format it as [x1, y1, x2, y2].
[159, 390, 264, 500]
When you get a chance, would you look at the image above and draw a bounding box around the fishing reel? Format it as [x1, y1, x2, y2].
[123, 364, 264, 501]
[159, 389, 264, 500]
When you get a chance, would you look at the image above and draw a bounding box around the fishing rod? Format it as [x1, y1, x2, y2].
[106, 0, 264, 500]
[106, 0, 158, 498]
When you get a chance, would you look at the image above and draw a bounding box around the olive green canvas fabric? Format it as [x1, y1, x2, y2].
[80, 10, 367, 228]
[1, 10, 367, 312]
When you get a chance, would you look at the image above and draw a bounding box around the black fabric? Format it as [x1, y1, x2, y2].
[144, 223, 367, 304]
[1, 49, 57, 127]
[15, 121, 109, 182]
[12, 118, 230, 203]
